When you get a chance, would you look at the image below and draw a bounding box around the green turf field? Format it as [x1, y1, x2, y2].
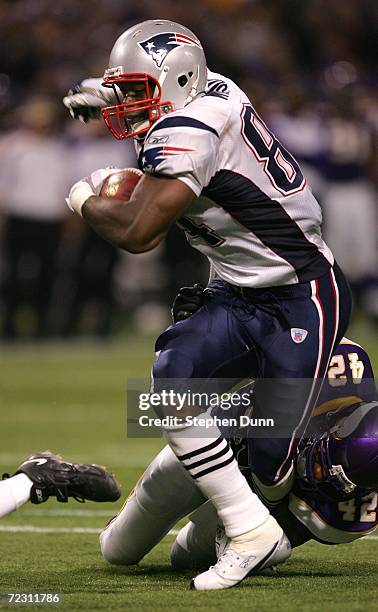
[0, 326, 377, 611]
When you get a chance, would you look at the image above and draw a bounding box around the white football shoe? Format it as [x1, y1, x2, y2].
[215, 525, 279, 577]
[191, 516, 291, 590]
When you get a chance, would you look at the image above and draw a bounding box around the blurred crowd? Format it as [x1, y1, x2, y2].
[0, 0, 376, 339]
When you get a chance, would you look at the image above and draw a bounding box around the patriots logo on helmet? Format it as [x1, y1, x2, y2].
[138, 32, 202, 68]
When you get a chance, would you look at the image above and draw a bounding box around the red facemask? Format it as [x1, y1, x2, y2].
[101, 72, 173, 140]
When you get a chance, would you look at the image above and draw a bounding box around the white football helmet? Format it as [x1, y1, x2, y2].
[101, 19, 208, 140]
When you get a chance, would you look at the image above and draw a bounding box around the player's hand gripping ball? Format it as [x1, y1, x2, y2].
[67, 167, 143, 216]
[99, 168, 143, 201]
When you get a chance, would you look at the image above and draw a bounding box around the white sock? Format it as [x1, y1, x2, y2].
[165, 419, 269, 538]
[232, 515, 282, 552]
[0, 474, 33, 518]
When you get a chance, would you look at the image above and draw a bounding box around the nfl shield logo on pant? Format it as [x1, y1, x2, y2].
[290, 328, 308, 343]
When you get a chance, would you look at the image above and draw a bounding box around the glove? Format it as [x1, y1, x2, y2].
[171, 284, 205, 323]
[66, 167, 123, 216]
[66, 178, 94, 216]
[62, 77, 116, 123]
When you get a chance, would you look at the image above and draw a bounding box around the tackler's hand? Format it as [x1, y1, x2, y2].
[171, 283, 205, 323]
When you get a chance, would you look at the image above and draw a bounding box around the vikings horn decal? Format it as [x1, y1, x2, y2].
[138, 32, 202, 68]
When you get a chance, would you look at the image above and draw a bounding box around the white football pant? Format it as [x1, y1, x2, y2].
[0, 474, 32, 518]
[99, 445, 219, 567]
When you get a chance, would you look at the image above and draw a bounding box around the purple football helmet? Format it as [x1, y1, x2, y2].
[297, 401, 378, 499]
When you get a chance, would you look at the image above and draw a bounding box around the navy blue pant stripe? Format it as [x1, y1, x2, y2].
[274, 267, 340, 482]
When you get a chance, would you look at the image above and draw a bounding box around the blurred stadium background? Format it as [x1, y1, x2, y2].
[0, 1, 377, 609]
[0, 0, 377, 339]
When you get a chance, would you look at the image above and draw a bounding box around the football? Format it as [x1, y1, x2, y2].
[99, 168, 143, 201]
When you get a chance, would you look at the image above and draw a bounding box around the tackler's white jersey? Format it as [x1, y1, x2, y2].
[139, 70, 334, 287]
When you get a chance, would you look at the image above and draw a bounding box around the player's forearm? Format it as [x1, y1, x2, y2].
[68, 172, 195, 252]
[82, 195, 165, 253]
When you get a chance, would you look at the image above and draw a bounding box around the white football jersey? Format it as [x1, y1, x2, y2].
[139, 70, 334, 287]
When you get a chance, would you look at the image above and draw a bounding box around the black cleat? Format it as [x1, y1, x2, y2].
[3, 451, 121, 504]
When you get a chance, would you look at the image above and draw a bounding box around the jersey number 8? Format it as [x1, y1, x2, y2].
[241, 104, 305, 196]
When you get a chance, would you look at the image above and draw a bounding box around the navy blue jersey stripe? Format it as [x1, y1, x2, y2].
[148, 116, 219, 138]
[202, 169, 330, 283]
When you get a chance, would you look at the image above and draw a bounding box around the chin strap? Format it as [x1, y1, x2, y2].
[186, 65, 204, 106]
[158, 65, 170, 92]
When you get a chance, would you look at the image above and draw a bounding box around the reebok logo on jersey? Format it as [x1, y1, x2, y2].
[148, 135, 169, 145]
[138, 32, 202, 68]
[291, 328, 308, 343]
